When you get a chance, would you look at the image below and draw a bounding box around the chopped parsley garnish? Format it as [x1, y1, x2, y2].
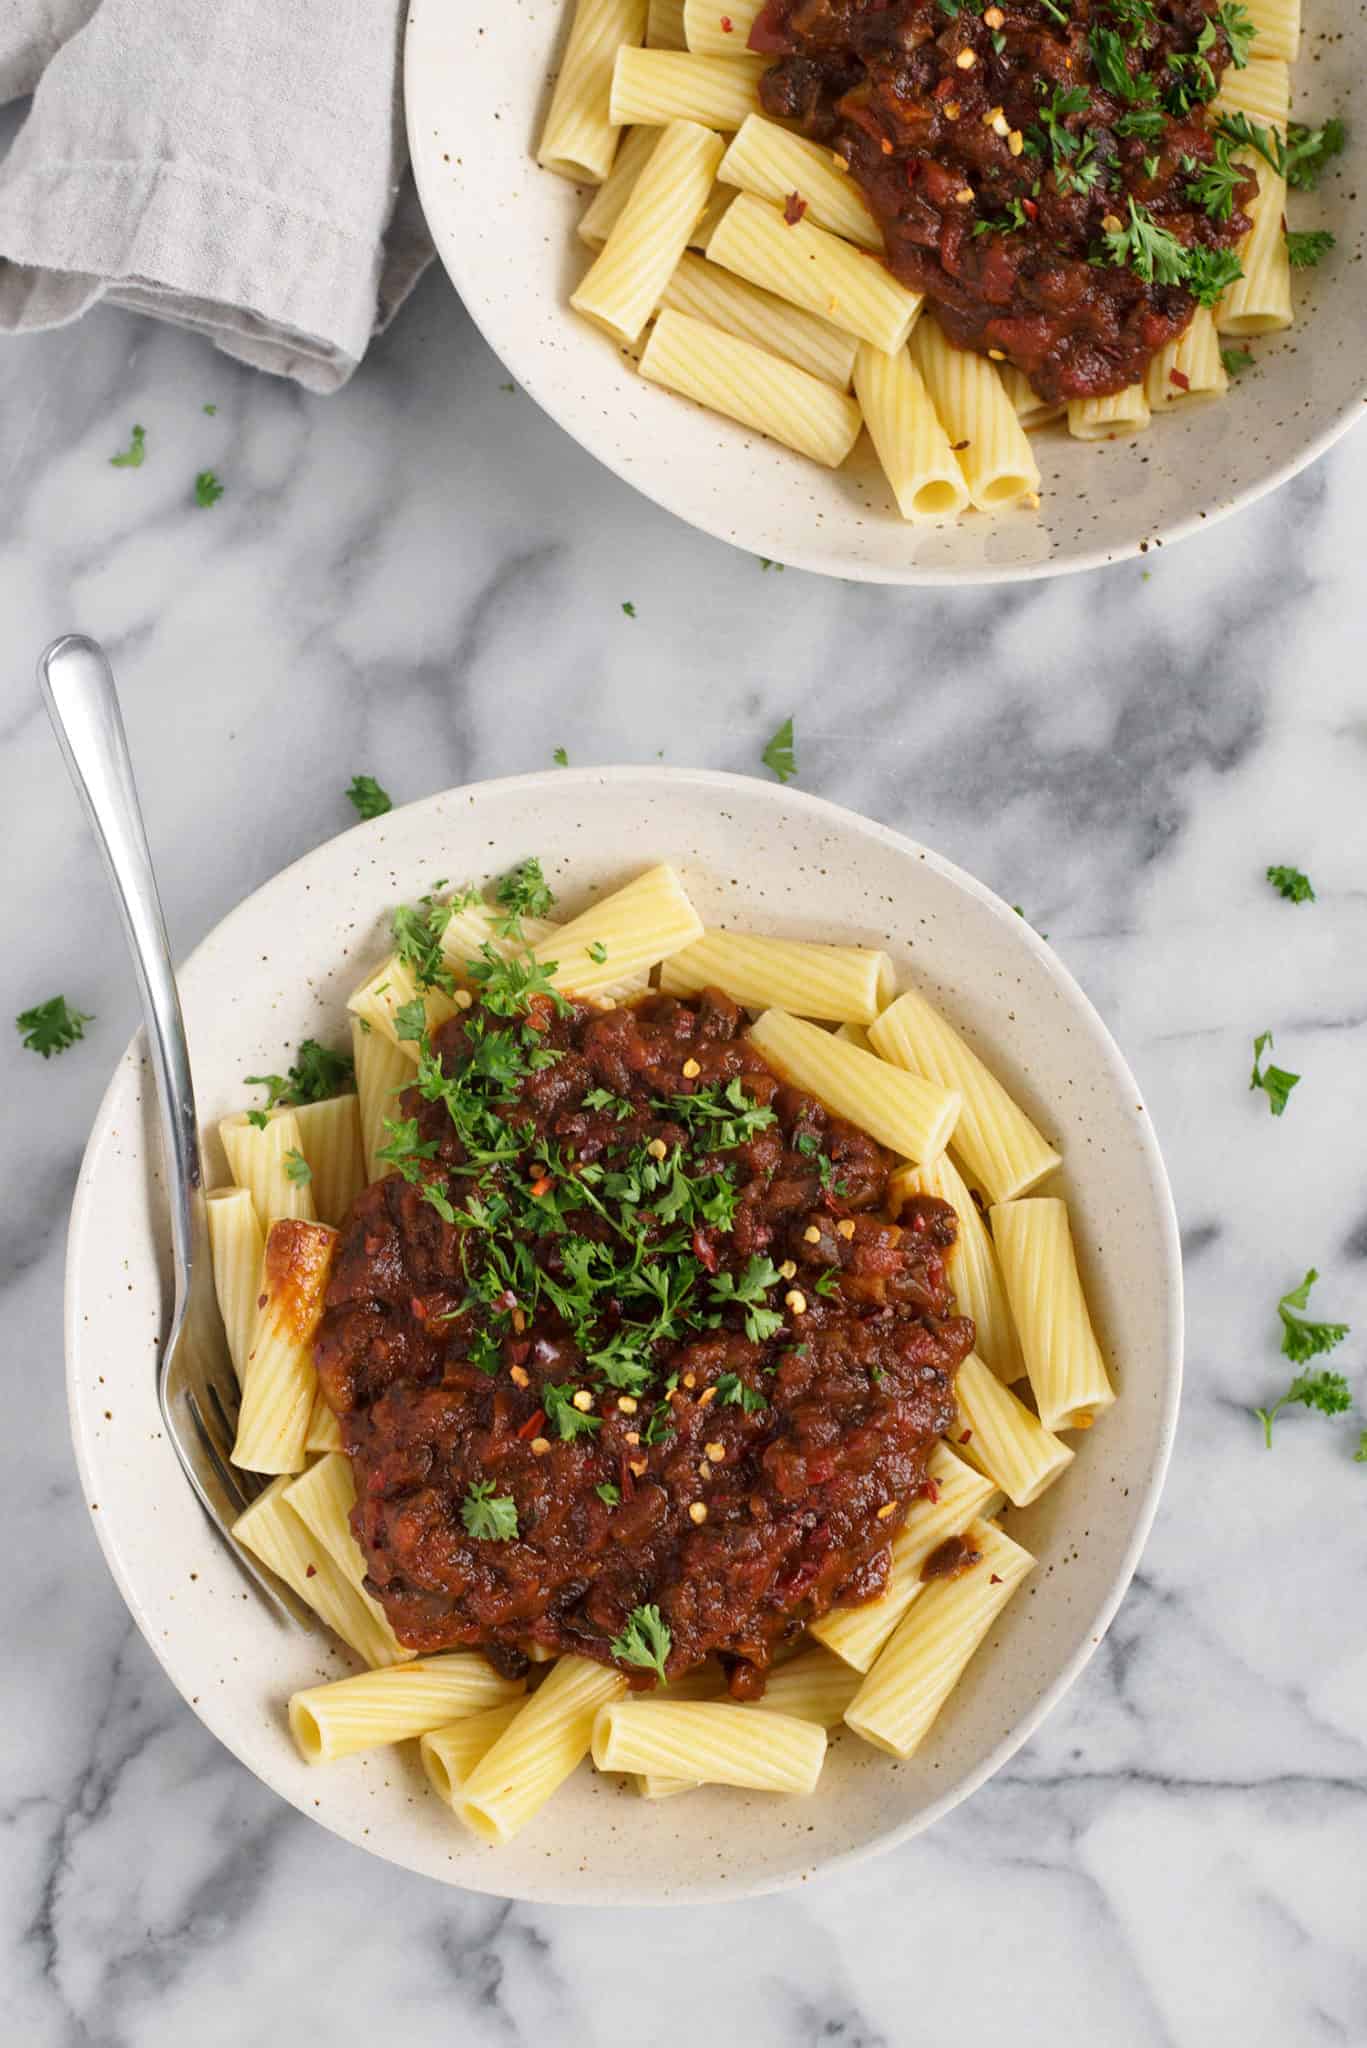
[587, 940, 608, 964]
[1184, 139, 1244, 222]
[595, 1481, 622, 1506]
[762, 716, 796, 785]
[203, 403, 217, 415]
[1285, 228, 1335, 268]
[1356, 1431, 1367, 1464]
[1221, 346, 1254, 376]
[283, 1148, 312, 1185]
[1277, 1269, 1350, 1366]
[1266, 863, 1315, 902]
[15, 995, 93, 1058]
[1248, 1031, 1299, 1117]
[621, 600, 637, 617]
[1216, 1, 1256, 66]
[461, 1480, 519, 1541]
[393, 888, 461, 992]
[1090, 24, 1159, 103]
[493, 857, 555, 938]
[194, 470, 225, 508]
[245, 1038, 355, 1106]
[467, 942, 566, 1017]
[663, 1076, 777, 1149]
[1115, 106, 1166, 139]
[246, 1109, 270, 1130]
[553, 746, 569, 766]
[1216, 114, 1346, 192]
[715, 1371, 768, 1413]
[543, 1382, 603, 1439]
[1164, 20, 1219, 115]
[1099, 199, 1242, 305]
[347, 774, 392, 819]
[110, 424, 146, 468]
[1254, 1369, 1352, 1448]
[610, 1603, 672, 1680]
[759, 557, 785, 571]
[710, 1255, 786, 1343]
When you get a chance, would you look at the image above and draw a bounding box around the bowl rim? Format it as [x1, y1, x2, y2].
[402, 1, 1366, 588]
[64, 765, 1185, 1900]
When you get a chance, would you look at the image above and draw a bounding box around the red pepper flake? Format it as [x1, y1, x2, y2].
[720, 11, 734, 28]
[517, 1407, 547, 1441]
[783, 191, 808, 226]
[1169, 368, 1190, 391]
[529, 1174, 554, 1198]
[305, 1563, 317, 1578]
[923, 1476, 941, 1503]
[958, 1428, 973, 1444]
[990, 1572, 1003, 1584]
[619, 1450, 636, 1499]
[410, 1295, 428, 1321]
[1021, 196, 1038, 219]
[692, 1224, 720, 1273]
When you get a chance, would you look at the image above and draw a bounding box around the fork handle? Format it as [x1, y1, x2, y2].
[38, 635, 202, 1313]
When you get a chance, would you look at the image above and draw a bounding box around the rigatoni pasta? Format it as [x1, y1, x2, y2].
[661, 252, 858, 388]
[683, 0, 762, 54]
[592, 1699, 827, 1792]
[990, 1197, 1116, 1432]
[707, 191, 922, 354]
[352, 1016, 410, 1184]
[659, 927, 892, 1022]
[220, 1107, 317, 1227]
[609, 46, 765, 129]
[869, 985, 1061, 1205]
[289, 1656, 524, 1763]
[910, 318, 1039, 510]
[952, 1351, 1074, 1508]
[233, 1477, 402, 1670]
[748, 1005, 961, 1165]
[854, 340, 969, 523]
[888, 1152, 1024, 1383]
[460, 1655, 627, 1844]
[640, 309, 863, 465]
[231, 1220, 336, 1475]
[539, 0, 648, 183]
[717, 113, 881, 250]
[290, 1094, 365, 1229]
[205, 1186, 263, 1385]
[571, 118, 725, 344]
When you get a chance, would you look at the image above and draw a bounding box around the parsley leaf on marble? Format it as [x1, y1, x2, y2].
[15, 995, 93, 1058]
[609, 1602, 672, 1680]
[1266, 863, 1315, 902]
[347, 774, 392, 820]
[195, 470, 225, 508]
[622, 600, 637, 618]
[461, 1480, 519, 1541]
[110, 424, 146, 469]
[1355, 1431, 1367, 1464]
[553, 746, 569, 766]
[1249, 1030, 1299, 1116]
[762, 716, 797, 784]
[1276, 1269, 1350, 1366]
[1254, 1369, 1352, 1447]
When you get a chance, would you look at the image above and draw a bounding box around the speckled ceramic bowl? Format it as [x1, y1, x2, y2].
[404, 1, 1363, 584]
[66, 769, 1181, 1902]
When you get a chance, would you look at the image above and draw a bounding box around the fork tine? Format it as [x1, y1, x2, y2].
[186, 1389, 256, 1514]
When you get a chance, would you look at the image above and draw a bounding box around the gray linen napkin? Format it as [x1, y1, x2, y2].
[0, 0, 433, 391]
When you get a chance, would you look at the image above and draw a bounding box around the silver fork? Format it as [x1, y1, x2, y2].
[40, 634, 309, 1627]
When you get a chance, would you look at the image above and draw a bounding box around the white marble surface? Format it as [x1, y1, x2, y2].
[3, 267, 1367, 2047]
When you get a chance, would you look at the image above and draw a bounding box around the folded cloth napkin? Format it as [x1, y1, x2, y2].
[0, 0, 433, 391]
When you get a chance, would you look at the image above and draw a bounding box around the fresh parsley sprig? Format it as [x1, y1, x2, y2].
[1277, 1269, 1349, 1365]
[461, 1480, 519, 1541]
[609, 1603, 672, 1681]
[1254, 1369, 1352, 1447]
[15, 995, 94, 1058]
[1249, 1030, 1299, 1117]
[245, 1037, 355, 1107]
[1266, 864, 1314, 902]
[347, 774, 392, 820]
[762, 717, 796, 785]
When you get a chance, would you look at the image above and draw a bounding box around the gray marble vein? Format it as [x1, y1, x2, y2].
[2, 270, 1365, 2048]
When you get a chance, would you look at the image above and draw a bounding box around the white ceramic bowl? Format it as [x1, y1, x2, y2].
[66, 769, 1181, 1902]
[404, 1, 1364, 584]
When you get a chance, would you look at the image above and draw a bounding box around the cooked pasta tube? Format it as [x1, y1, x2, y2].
[888, 1153, 1024, 1383]
[707, 192, 922, 353]
[1143, 308, 1227, 411]
[953, 1351, 1074, 1508]
[459, 1655, 627, 1844]
[845, 1519, 1035, 1758]
[637, 1771, 701, 1798]
[662, 252, 858, 388]
[538, 0, 649, 184]
[999, 364, 1065, 429]
[578, 124, 659, 245]
[659, 927, 892, 1021]
[420, 1705, 524, 1807]
[1067, 385, 1151, 440]
[206, 1187, 264, 1385]
[1243, 0, 1298, 63]
[689, 184, 734, 250]
[346, 954, 461, 1061]
[233, 1477, 400, 1668]
[835, 1021, 874, 1052]
[647, 0, 687, 45]
[1218, 167, 1292, 336]
[290, 1094, 365, 1229]
[592, 1699, 827, 1792]
[748, 1006, 960, 1165]
[231, 1220, 336, 1475]
[220, 1108, 317, 1227]
[610, 47, 766, 129]
[352, 1016, 411, 1183]
[289, 1656, 524, 1764]
[810, 1443, 998, 1670]
[683, 0, 762, 54]
[990, 1197, 1116, 1432]
[854, 340, 970, 522]
[304, 1390, 344, 1454]
[910, 318, 1040, 509]
[1210, 56, 1290, 129]
[749, 1647, 862, 1728]
[639, 309, 863, 466]
[868, 985, 1060, 1205]
[532, 862, 703, 993]
[284, 1452, 368, 1592]
[717, 113, 882, 250]
[572, 119, 725, 345]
